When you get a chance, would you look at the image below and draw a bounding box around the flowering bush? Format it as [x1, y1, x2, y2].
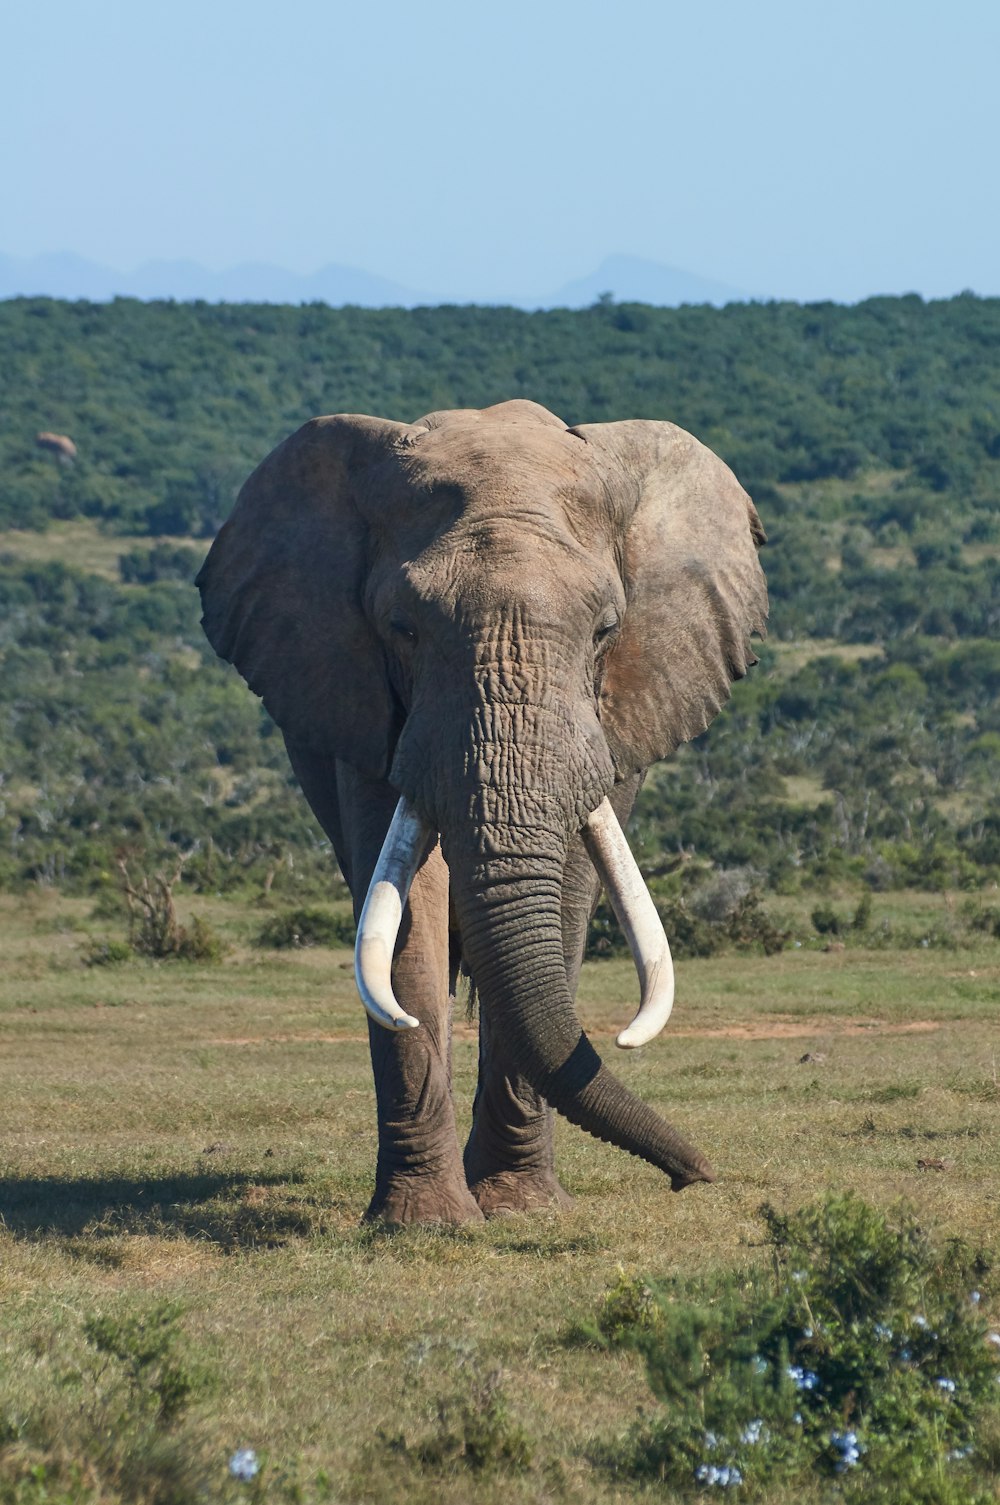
[592, 1194, 1000, 1500]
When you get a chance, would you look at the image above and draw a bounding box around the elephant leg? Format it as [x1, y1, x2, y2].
[285, 743, 482, 1227]
[463, 775, 643, 1216]
[463, 1002, 573, 1216]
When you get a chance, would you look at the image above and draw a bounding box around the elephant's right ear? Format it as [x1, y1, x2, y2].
[197, 415, 406, 777]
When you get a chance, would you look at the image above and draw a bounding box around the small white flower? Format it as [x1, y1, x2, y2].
[970, 1291, 981, 1305]
[695, 1462, 742, 1487]
[830, 1430, 862, 1472]
[787, 1364, 820, 1391]
[741, 1418, 765, 1445]
[948, 1444, 974, 1460]
[229, 1448, 260, 1482]
[986, 1331, 1000, 1347]
[913, 1315, 929, 1329]
[936, 1377, 957, 1393]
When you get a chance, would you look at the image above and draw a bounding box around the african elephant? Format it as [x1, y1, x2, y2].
[197, 400, 767, 1225]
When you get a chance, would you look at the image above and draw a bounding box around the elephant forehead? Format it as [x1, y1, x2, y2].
[401, 527, 618, 628]
[398, 421, 598, 502]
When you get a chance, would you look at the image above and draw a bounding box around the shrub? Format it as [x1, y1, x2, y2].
[723, 892, 789, 956]
[587, 888, 787, 960]
[257, 906, 356, 949]
[82, 937, 133, 967]
[591, 1193, 1000, 1500]
[375, 1338, 532, 1475]
[0, 1301, 211, 1504]
[173, 915, 226, 962]
[117, 543, 201, 585]
[584, 898, 631, 958]
[117, 857, 226, 962]
[853, 891, 874, 931]
[963, 902, 1000, 940]
[811, 903, 842, 936]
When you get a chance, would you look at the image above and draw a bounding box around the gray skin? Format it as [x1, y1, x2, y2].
[197, 400, 767, 1226]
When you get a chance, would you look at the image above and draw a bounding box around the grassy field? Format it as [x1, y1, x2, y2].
[1, 888, 998, 1502]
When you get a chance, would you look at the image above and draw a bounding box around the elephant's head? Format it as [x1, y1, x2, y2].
[197, 400, 766, 1190]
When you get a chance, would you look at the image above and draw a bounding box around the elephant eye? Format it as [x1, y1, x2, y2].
[594, 611, 620, 648]
[390, 619, 417, 644]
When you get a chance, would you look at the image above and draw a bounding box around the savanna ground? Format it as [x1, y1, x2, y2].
[1, 888, 998, 1502]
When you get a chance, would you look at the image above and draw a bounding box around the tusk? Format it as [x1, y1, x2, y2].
[355, 797, 433, 1031]
[581, 798, 675, 1050]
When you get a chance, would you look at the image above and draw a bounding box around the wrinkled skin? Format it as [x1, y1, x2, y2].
[197, 401, 767, 1225]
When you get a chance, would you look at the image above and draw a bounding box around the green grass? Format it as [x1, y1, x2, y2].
[1, 890, 998, 1502]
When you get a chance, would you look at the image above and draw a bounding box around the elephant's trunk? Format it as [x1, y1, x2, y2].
[446, 837, 715, 1192]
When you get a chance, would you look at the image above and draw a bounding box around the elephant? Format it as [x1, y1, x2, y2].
[196, 399, 767, 1226]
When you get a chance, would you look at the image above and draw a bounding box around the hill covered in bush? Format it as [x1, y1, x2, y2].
[1, 295, 997, 899]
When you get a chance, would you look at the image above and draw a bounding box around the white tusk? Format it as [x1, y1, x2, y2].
[354, 797, 433, 1031]
[581, 798, 675, 1050]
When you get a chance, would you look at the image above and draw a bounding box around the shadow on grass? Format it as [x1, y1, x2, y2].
[0, 1169, 349, 1252]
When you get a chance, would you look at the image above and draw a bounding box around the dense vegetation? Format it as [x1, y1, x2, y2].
[1, 294, 998, 899]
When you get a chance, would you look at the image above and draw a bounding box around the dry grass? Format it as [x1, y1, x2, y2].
[1, 889, 998, 1501]
[0, 519, 197, 581]
[769, 639, 885, 674]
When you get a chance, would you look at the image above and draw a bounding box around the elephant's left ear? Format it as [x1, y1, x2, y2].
[571, 420, 768, 773]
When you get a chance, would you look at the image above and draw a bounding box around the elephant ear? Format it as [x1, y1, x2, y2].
[197, 414, 407, 776]
[572, 419, 768, 774]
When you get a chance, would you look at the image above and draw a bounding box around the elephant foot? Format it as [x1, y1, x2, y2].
[467, 1169, 575, 1218]
[364, 1174, 485, 1228]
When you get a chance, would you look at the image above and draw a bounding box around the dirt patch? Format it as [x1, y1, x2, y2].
[654, 1019, 942, 1042]
[207, 1019, 943, 1048]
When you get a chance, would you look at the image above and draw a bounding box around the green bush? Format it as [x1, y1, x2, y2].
[963, 902, 1000, 940]
[586, 889, 787, 960]
[0, 1301, 212, 1504]
[375, 1338, 532, 1476]
[117, 543, 201, 584]
[590, 1193, 1000, 1500]
[173, 915, 226, 962]
[82, 937, 133, 967]
[257, 906, 356, 949]
[811, 903, 843, 936]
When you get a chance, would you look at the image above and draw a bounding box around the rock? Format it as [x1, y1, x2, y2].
[36, 431, 77, 462]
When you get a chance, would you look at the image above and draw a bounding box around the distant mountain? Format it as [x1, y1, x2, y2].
[538, 254, 753, 309]
[0, 250, 754, 309]
[0, 252, 430, 307]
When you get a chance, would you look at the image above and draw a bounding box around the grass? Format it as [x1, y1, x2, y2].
[0, 520, 198, 581]
[1, 888, 998, 1502]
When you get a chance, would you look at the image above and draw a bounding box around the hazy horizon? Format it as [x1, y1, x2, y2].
[6, 0, 998, 305]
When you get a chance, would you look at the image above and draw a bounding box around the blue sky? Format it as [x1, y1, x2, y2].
[5, 0, 998, 303]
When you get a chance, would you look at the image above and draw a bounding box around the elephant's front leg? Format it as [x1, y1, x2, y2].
[463, 775, 642, 1216]
[463, 1004, 575, 1216]
[284, 747, 481, 1227]
[365, 839, 484, 1226]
